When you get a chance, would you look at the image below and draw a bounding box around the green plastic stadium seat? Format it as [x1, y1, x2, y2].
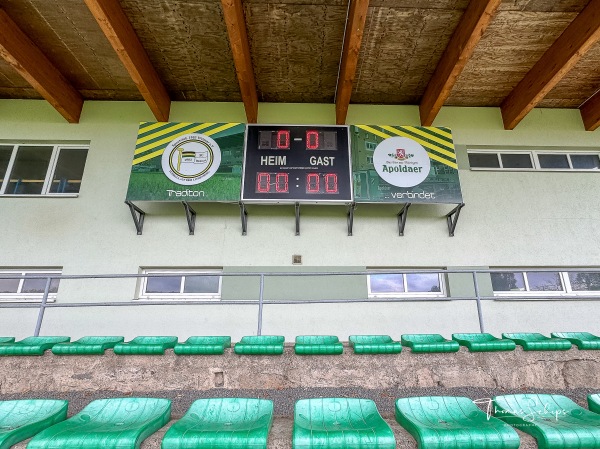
[27, 398, 171, 449]
[502, 333, 571, 351]
[162, 398, 273, 449]
[174, 336, 232, 355]
[0, 337, 14, 344]
[293, 398, 395, 449]
[0, 400, 68, 449]
[51, 337, 124, 355]
[349, 335, 401, 354]
[113, 336, 178, 355]
[234, 336, 284, 355]
[587, 394, 600, 414]
[294, 335, 343, 355]
[493, 394, 600, 449]
[396, 396, 520, 449]
[0, 337, 70, 356]
[401, 334, 460, 353]
[452, 333, 516, 352]
[551, 332, 600, 350]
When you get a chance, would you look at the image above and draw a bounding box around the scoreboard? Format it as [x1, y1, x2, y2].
[241, 125, 352, 202]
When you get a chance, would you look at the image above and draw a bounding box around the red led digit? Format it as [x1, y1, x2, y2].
[276, 130, 290, 149]
[306, 173, 320, 193]
[257, 172, 271, 193]
[325, 173, 338, 193]
[306, 130, 319, 150]
[275, 173, 288, 193]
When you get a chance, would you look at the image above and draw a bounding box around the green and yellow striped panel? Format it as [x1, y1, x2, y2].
[132, 122, 242, 166]
[354, 125, 457, 169]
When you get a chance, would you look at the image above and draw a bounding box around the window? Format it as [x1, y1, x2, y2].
[0, 270, 61, 302]
[491, 270, 600, 297]
[368, 270, 446, 298]
[0, 144, 88, 195]
[139, 269, 222, 300]
[468, 149, 600, 171]
[365, 142, 377, 151]
[366, 156, 373, 164]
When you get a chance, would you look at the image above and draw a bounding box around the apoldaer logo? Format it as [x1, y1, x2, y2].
[373, 136, 430, 187]
[161, 133, 221, 185]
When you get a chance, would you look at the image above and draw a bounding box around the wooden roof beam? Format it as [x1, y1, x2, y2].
[0, 8, 83, 123]
[419, 0, 501, 126]
[221, 0, 258, 123]
[84, 0, 170, 122]
[335, 0, 370, 125]
[580, 90, 600, 131]
[501, 0, 600, 130]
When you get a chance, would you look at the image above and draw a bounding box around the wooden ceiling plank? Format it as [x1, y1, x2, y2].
[0, 8, 83, 123]
[419, 0, 502, 126]
[84, 0, 170, 122]
[501, 0, 600, 130]
[335, 0, 370, 125]
[580, 90, 600, 131]
[221, 0, 258, 123]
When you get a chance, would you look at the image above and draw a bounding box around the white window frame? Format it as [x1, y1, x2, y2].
[365, 142, 377, 151]
[0, 269, 61, 303]
[491, 270, 600, 299]
[0, 144, 89, 197]
[467, 148, 600, 172]
[367, 270, 447, 299]
[138, 269, 222, 301]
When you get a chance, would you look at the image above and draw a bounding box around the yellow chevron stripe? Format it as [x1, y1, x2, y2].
[133, 149, 165, 166]
[203, 122, 239, 136]
[137, 122, 169, 136]
[380, 125, 456, 161]
[134, 123, 216, 156]
[402, 126, 455, 152]
[355, 125, 392, 140]
[427, 151, 457, 169]
[136, 122, 197, 147]
[431, 127, 452, 140]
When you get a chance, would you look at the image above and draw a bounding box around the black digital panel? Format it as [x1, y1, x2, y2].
[242, 125, 352, 202]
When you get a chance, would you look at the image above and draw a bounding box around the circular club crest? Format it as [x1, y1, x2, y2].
[373, 136, 430, 187]
[161, 133, 221, 185]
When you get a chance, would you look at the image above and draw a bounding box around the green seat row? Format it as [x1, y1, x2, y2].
[5, 394, 600, 449]
[1, 332, 598, 356]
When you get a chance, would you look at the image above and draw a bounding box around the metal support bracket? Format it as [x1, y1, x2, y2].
[182, 201, 196, 235]
[239, 202, 248, 236]
[397, 203, 411, 236]
[347, 202, 356, 236]
[446, 202, 465, 237]
[125, 200, 145, 235]
[295, 202, 301, 236]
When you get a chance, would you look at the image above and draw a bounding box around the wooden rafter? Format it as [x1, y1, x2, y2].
[221, 0, 258, 123]
[0, 8, 83, 123]
[580, 90, 600, 131]
[501, 0, 600, 130]
[419, 0, 501, 126]
[335, 0, 370, 125]
[84, 0, 170, 122]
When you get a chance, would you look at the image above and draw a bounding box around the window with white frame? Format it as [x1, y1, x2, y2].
[138, 269, 222, 300]
[467, 149, 600, 171]
[0, 270, 61, 302]
[368, 270, 446, 298]
[491, 270, 600, 297]
[0, 144, 89, 195]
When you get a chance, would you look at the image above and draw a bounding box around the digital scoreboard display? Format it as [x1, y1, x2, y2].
[242, 125, 352, 202]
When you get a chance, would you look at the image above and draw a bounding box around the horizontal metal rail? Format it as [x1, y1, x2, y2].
[0, 268, 598, 336]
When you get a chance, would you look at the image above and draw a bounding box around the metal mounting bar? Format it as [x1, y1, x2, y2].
[239, 202, 248, 236]
[295, 202, 300, 236]
[397, 203, 411, 236]
[446, 202, 465, 237]
[182, 201, 196, 235]
[347, 202, 356, 236]
[125, 200, 145, 235]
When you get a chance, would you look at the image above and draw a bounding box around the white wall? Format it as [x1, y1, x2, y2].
[0, 100, 599, 339]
